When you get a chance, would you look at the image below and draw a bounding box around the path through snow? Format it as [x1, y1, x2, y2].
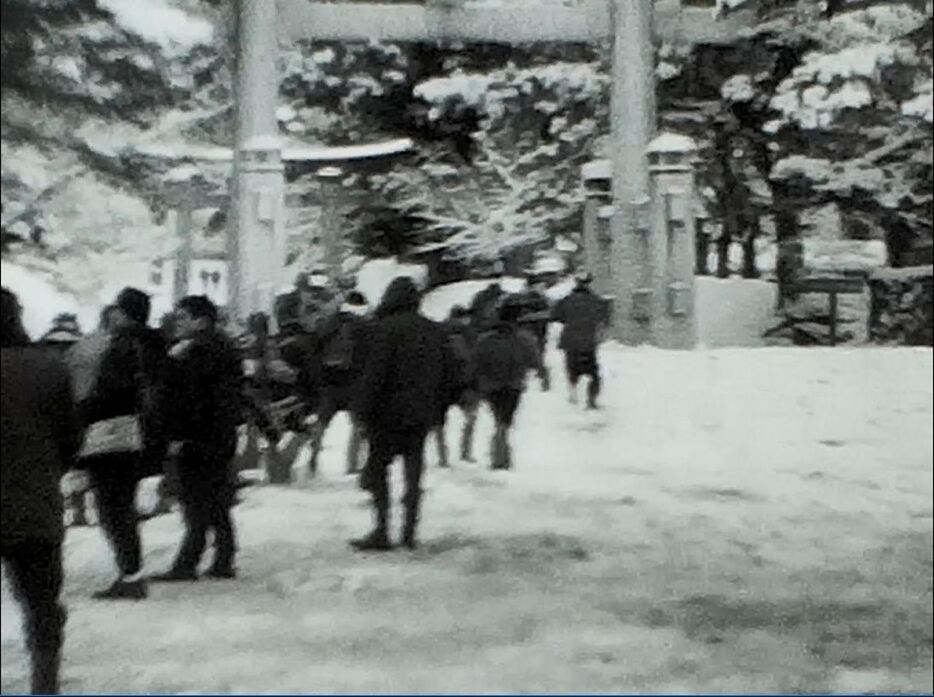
[2, 346, 932, 693]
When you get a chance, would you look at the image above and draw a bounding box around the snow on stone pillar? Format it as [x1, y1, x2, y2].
[582, 159, 613, 296]
[317, 166, 344, 282]
[648, 132, 698, 350]
[609, 0, 657, 346]
[230, 0, 286, 325]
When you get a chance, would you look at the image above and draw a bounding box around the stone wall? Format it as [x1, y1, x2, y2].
[868, 265, 934, 346]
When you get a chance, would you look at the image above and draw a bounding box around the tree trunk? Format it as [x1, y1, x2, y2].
[741, 216, 761, 279]
[716, 232, 731, 278]
[772, 180, 803, 309]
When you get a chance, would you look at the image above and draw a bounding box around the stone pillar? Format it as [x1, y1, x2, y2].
[648, 132, 698, 350]
[609, 0, 657, 345]
[173, 201, 193, 303]
[581, 162, 613, 296]
[317, 166, 344, 281]
[230, 0, 286, 324]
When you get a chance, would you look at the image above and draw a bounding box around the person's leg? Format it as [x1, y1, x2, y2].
[346, 414, 366, 475]
[564, 351, 580, 404]
[459, 392, 479, 463]
[585, 351, 601, 409]
[487, 391, 510, 470]
[156, 454, 209, 580]
[89, 462, 146, 599]
[351, 430, 395, 550]
[3, 540, 66, 695]
[309, 392, 337, 475]
[433, 414, 450, 469]
[207, 475, 237, 578]
[400, 429, 429, 549]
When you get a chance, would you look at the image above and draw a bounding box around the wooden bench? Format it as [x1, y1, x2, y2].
[789, 276, 866, 346]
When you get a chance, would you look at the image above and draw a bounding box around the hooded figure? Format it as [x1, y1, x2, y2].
[352, 277, 457, 551]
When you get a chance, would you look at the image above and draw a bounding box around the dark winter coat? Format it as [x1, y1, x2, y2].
[354, 279, 455, 433]
[552, 287, 611, 353]
[1, 347, 81, 544]
[79, 323, 169, 476]
[166, 328, 242, 465]
[439, 320, 480, 409]
[317, 310, 372, 387]
[515, 290, 552, 344]
[469, 284, 505, 333]
[473, 322, 542, 394]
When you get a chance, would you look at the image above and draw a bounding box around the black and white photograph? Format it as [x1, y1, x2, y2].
[1, 0, 932, 694]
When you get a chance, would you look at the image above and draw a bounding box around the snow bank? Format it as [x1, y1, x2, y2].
[0, 261, 95, 338]
[356, 257, 430, 308]
[421, 277, 526, 321]
[696, 277, 777, 348]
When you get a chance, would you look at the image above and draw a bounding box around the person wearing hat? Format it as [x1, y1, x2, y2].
[552, 271, 611, 409]
[308, 290, 372, 476]
[152, 295, 241, 582]
[472, 294, 544, 470]
[78, 287, 169, 600]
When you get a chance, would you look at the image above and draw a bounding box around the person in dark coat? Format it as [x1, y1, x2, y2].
[469, 282, 505, 334]
[473, 295, 543, 470]
[552, 272, 611, 409]
[516, 275, 553, 391]
[431, 304, 480, 466]
[309, 290, 372, 475]
[1, 287, 80, 695]
[352, 277, 456, 551]
[153, 295, 242, 581]
[78, 287, 169, 600]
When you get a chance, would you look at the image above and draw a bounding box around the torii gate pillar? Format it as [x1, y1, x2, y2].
[609, 0, 657, 346]
[230, 0, 287, 325]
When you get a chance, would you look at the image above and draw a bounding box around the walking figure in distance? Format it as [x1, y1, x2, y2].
[473, 295, 543, 470]
[308, 290, 372, 476]
[552, 272, 611, 409]
[153, 295, 242, 581]
[432, 304, 480, 467]
[352, 277, 457, 551]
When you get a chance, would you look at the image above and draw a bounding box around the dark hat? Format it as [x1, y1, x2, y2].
[574, 271, 594, 286]
[115, 287, 151, 324]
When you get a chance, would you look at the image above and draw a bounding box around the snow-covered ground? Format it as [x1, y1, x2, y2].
[2, 343, 932, 694]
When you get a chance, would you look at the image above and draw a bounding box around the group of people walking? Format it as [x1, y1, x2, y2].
[0, 268, 609, 694]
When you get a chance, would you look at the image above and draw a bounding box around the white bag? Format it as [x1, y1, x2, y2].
[79, 415, 143, 458]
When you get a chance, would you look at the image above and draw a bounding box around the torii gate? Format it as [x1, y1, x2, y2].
[231, 0, 731, 344]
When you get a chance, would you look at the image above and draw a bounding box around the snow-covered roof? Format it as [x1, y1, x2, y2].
[134, 138, 415, 163]
[582, 159, 611, 180]
[647, 133, 697, 154]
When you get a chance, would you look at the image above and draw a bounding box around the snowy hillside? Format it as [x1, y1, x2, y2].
[2, 344, 931, 694]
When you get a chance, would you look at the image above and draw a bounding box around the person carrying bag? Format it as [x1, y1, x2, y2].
[78, 288, 168, 600]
